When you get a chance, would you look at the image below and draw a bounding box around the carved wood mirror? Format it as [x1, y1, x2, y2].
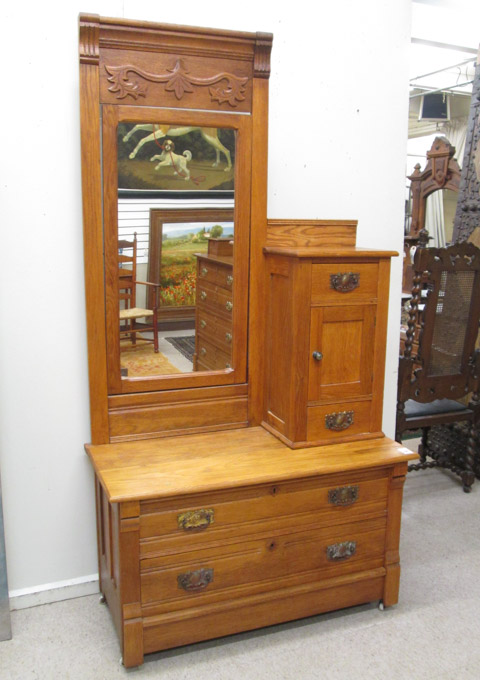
[79, 15, 272, 443]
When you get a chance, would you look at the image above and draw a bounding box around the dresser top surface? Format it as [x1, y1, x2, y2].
[85, 427, 417, 503]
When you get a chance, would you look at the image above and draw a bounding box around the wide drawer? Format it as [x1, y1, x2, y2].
[140, 516, 386, 606]
[197, 280, 233, 318]
[139, 469, 388, 555]
[197, 258, 233, 290]
[311, 262, 378, 304]
[307, 400, 373, 442]
[195, 309, 233, 353]
[195, 334, 232, 370]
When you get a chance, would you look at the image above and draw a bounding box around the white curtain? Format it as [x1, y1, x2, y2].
[441, 116, 468, 168]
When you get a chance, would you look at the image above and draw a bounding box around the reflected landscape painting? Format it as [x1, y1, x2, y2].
[159, 222, 233, 307]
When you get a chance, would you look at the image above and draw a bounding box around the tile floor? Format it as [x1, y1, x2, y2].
[1, 455, 479, 679]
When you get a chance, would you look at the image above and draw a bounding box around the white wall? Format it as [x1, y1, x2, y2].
[0, 0, 411, 595]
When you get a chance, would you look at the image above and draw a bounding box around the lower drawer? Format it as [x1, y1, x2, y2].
[139, 469, 389, 553]
[140, 516, 386, 606]
[307, 400, 373, 442]
[196, 307, 232, 353]
[195, 334, 232, 370]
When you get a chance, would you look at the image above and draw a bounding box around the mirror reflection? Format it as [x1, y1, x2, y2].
[425, 188, 459, 247]
[117, 123, 236, 378]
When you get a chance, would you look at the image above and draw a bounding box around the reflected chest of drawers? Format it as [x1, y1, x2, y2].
[194, 253, 234, 371]
[86, 427, 417, 667]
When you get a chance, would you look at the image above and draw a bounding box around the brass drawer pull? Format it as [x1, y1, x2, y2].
[225, 332, 232, 343]
[200, 319, 207, 329]
[177, 508, 214, 531]
[177, 568, 214, 592]
[225, 301, 233, 312]
[226, 275, 233, 286]
[326, 540, 357, 561]
[312, 351, 323, 361]
[200, 291, 207, 301]
[200, 347, 207, 356]
[328, 485, 359, 506]
[330, 272, 360, 292]
[201, 267, 208, 277]
[325, 410, 354, 431]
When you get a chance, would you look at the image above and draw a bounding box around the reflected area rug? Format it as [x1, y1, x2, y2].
[165, 336, 195, 363]
[120, 339, 180, 377]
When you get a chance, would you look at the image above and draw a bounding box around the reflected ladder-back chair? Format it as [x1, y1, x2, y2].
[118, 233, 160, 353]
[396, 234, 480, 492]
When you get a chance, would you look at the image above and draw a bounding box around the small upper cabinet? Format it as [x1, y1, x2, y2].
[262, 229, 396, 448]
[79, 15, 272, 442]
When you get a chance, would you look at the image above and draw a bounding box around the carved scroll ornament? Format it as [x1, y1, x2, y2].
[105, 58, 249, 107]
[452, 62, 480, 242]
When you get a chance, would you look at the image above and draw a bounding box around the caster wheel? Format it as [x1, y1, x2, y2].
[99, 594, 106, 604]
[378, 601, 384, 611]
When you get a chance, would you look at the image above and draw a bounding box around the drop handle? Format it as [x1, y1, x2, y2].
[312, 351, 323, 361]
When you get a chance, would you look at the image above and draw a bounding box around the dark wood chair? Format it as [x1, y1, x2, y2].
[396, 234, 480, 492]
[118, 233, 161, 353]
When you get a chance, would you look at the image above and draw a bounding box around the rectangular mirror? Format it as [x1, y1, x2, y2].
[117, 123, 236, 379]
[102, 106, 251, 394]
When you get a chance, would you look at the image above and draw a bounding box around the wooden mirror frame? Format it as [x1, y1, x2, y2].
[407, 136, 461, 239]
[79, 15, 272, 444]
[403, 136, 461, 292]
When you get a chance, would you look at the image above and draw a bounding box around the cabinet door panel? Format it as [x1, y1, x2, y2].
[309, 305, 376, 402]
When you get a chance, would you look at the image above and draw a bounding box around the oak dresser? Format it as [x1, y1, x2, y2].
[79, 14, 417, 668]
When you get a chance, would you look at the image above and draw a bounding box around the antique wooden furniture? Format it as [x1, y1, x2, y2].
[407, 137, 461, 241]
[263, 243, 394, 448]
[118, 234, 160, 353]
[396, 237, 480, 492]
[193, 241, 233, 371]
[79, 15, 417, 669]
[86, 428, 416, 667]
[403, 136, 461, 293]
[452, 54, 480, 243]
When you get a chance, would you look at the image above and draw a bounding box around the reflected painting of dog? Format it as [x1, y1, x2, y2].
[118, 122, 235, 191]
[150, 140, 192, 180]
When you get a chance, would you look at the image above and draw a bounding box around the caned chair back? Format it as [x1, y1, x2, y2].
[399, 241, 480, 404]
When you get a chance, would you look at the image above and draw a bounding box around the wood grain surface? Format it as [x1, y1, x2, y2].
[86, 427, 417, 503]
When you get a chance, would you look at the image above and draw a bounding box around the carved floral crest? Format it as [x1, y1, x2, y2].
[105, 58, 249, 107]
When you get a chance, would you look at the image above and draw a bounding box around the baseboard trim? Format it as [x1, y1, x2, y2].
[9, 574, 99, 610]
